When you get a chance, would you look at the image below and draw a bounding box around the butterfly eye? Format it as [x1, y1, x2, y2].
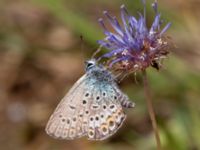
[85, 60, 96, 71]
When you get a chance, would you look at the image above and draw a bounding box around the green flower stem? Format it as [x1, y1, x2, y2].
[143, 70, 161, 150]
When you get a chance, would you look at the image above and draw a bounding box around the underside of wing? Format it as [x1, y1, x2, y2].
[85, 84, 127, 140]
[45, 73, 133, 141]
[45, 74, 89, 139]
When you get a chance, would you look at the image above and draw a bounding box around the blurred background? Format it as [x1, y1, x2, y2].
[0, 0, 200, 150]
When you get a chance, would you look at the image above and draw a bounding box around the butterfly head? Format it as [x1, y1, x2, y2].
[85, 59, 112, 80]
[85, 59, 97, 71]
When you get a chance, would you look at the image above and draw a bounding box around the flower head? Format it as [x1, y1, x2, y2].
[98, 1, 171, 72]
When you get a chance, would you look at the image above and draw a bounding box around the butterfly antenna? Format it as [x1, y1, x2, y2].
[118, 72, 129, 83]
[80, 35, 86, 63]
[121, 70, 138, 84]
[115, 72, 123, 81]
[92, 45, 103, 61]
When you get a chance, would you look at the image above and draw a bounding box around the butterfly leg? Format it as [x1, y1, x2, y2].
[120, 95, 135, 108]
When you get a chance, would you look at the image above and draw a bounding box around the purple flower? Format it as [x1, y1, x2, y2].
[98, 1, 171, 72]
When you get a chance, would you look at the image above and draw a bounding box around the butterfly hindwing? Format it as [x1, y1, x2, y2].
[85, 82, 127, 140]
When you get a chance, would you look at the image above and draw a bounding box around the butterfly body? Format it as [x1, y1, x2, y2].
[45, 59, 134, 140]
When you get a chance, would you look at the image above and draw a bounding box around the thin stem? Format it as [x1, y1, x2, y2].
[142, 70, 161, 150]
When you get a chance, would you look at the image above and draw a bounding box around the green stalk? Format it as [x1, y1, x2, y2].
[143, 70, 161, 150]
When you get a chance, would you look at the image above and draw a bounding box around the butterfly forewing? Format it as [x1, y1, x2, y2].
[45, 74, 89, 139]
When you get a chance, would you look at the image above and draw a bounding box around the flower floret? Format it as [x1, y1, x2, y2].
[98, 1, 171, 72]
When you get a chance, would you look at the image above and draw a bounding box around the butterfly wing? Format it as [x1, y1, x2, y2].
[46, 71, 134, 140]
[85, 82, 133, 140]
[45, 74, 90, 139]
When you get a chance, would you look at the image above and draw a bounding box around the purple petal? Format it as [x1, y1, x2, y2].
[129, 16, 137, 35]
[160, 22, 171, 35]
[97, 40, 113, 49]
[97, 2, 171, 63]
[108, 33, 125, 46]
[113, 17, 124, 35]
[103, 11, 124, 36]
[120, 5, 129, 27]
[120, 5, 131, 37]
[120, 6, 137, 43]
[137, 14, 147, 35]
[102, 48, 125, 58]
[98, 18, 110, 36]
[152, 2, 158, 14]
[109, 56, 130, 68]
[150, 14, 161, 33]
[130, 42, 141, 51]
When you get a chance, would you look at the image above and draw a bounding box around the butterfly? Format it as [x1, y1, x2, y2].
[45, 59, 135, 140]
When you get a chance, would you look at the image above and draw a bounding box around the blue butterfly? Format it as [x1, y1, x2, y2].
[46, 59, 134, 140]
